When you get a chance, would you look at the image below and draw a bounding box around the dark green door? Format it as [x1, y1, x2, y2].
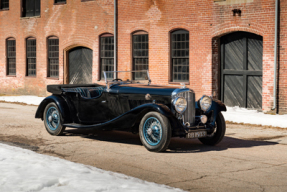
[221, 32, 263, 109]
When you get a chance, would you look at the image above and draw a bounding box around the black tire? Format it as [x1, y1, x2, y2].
[199, 112, 226, 145]
[139, 112, 171, 152]
[43, 102, 66, 136]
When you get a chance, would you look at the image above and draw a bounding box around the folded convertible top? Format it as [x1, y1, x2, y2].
[47, 84, 102, 95]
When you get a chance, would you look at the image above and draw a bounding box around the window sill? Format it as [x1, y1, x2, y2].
[47, 77, 59, 80]
[25, 76, 37, 78]
[21, 16, 41, 19]
[81, 0, 95, 2]
[54, 2, 66, 5]
[0, 8, 9, 11]
[169, 81, 190, 85]
[6, 75, 16, 77]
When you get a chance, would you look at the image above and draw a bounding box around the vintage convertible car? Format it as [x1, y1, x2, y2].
[35, 71, 226, 152]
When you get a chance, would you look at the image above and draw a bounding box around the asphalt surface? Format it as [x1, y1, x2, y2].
[0, 102, 287, 192]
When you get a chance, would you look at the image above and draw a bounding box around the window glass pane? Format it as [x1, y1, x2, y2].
[23, 0, 40, 17]
[7, 39, 16, 75]
[100, 36, 114, 79]
[27, 39, 36, 76]
[48, 38, 59, 77]
[171, 30, 189, 82]
[55, 0, 66, 3]
[133, 34, 148, 80]
[1, 0, 9, 9]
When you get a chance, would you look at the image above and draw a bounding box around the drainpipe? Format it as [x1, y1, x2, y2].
[114, 0, 117, 79]
[272, 0, 279, 110]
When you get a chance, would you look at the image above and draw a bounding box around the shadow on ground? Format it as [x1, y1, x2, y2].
[64, 128, 278, 153]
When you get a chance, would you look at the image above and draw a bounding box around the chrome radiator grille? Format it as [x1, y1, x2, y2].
[174, 90, 195, 126]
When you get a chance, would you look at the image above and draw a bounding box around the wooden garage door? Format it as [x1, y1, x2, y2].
[221, 32, 263, 109]
[69, 47, 93, 84]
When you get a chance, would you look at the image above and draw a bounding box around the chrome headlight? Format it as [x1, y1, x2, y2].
[173, 97, 187, 114]
[200, 96, 212, 112]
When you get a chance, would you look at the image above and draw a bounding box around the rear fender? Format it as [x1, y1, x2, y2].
[35, 95, 71, 123]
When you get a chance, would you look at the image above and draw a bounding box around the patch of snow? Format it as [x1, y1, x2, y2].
[0, 143, 183, 192]
[222, 106, 287, 128]
[0, 96, 45, 105]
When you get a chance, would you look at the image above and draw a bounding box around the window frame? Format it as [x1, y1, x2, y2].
[170, 29, 190, 83]
[132, 31, 149, 80]
[6, 38, 16, 76]
[22, 0, 41, 18]
[0, 0, 9, 10]
[26, 37, 37, 77]
[47, 36, 59, 79]
[54, 0, 66, 5]
[99, 33, 114, 80]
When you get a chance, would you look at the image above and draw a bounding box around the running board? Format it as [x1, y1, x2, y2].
[63, 123, 103, 129]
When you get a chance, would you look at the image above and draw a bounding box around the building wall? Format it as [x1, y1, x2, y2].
[0, 0, 285, 113]
[118, 0, 276, 112]
[0, 0, 114, 95]
[278, 0, 287, 114]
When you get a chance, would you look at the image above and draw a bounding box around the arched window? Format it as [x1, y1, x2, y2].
[171, 29, 189, 82]
[6, 37, 16, 76]
[26, 37, 36, 76]
[47, 36, 59, 77]
[132, 31, 148, 80]
[100, 33, 114, 79]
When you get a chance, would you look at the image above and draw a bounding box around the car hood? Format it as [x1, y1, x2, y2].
[110, 84, 181, 96]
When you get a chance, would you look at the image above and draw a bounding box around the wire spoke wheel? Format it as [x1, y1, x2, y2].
[139, 112, 171, 152]
[44, 102, 65, 136]
[143, 117, 163, 146]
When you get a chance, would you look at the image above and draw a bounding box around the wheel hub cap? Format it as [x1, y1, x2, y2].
[48, 116, 52, 122]
[147, 128, 153, 135]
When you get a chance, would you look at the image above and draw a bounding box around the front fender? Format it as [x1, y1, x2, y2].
[131, 103, 183, 133]
[80, 103, 184, 136]
[35, 95, 71, 123]
[196, 98, 227, 126]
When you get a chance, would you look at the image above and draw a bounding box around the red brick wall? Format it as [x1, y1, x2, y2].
[278, 0, 287, 114]
[0, 0, 114, 96]
[118, 0, 277, 112]
[0, 0, 285, 113]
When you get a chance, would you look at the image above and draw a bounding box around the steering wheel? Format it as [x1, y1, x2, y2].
[112, 78, 123, 82]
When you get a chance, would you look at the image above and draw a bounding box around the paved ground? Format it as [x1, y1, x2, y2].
[0, 102, 287, 192]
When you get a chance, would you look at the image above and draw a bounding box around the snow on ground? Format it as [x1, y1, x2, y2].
[0, 95, 286, 128]
[0, 95, 45, 105]
[222, 106, 287, 128]
[0, 143, 182, 192]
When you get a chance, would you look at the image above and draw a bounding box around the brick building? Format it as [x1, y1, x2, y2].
[0, 0, 286, 114]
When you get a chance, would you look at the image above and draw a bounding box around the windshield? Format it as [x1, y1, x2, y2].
[103, 70, 151, 88]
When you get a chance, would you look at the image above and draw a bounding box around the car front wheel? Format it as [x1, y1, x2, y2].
[43, 102, 65, 136]
[199, 112, 226, 145]
[139, 112, 171, 152]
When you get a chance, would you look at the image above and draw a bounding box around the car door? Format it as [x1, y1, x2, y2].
[77, 89, 110, 124]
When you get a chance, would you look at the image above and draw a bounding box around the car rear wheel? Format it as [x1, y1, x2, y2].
[43, 102, 65, 136]
[199, 112, 226, 145]
[139, 112, 171, 152]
